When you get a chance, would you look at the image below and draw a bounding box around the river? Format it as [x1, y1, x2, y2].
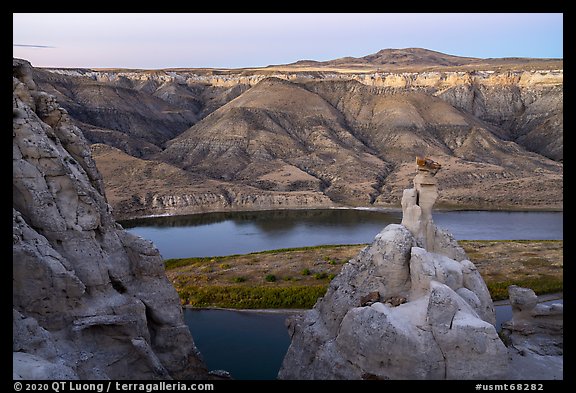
[121, 209, 563, 259]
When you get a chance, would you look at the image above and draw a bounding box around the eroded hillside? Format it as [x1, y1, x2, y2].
[26, 49, 562, 218]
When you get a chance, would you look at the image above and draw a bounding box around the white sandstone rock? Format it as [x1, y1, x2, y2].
[279, 158, 505, 380]
[13, 58, 210, 380]
[501, 286, 563, 380]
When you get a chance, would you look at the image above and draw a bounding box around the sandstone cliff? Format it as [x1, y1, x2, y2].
[40, 65, 563, 161]
[13, 59, 210, 379]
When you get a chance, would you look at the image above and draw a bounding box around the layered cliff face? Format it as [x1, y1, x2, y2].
[13, 59, 210, 379]
[38, 67, 563, 161]
[33, 68, 249, 158]
[30, 52, 562, 219]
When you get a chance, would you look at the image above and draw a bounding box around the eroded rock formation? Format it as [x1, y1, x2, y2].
[40, 65, 563, 161]
[278, 158, 507, 379]
[501, 286, 563, 380]
[13, 58, 210, 380]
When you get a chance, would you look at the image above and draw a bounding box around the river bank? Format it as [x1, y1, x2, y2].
[166, 240, 563, 308]
[182, 289, 563, 312]
[125, 209, 563, 259]
[119, 204, 563, 222]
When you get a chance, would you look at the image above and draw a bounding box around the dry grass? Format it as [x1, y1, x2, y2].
[460, 240, 563, 283]
[460, 240, 563, 299]
[166, 244, 364, 289]
[166, 240, 562, 307]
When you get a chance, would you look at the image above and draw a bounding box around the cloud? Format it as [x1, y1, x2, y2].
[13, 44, 55, 48]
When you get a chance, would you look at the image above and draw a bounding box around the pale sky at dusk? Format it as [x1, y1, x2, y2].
[13, 13, 563, 69]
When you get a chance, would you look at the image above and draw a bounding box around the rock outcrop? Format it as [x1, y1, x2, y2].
[13, 58, 210, 380]
[501, 286, 563, 380]
[278, 158, 507, 379]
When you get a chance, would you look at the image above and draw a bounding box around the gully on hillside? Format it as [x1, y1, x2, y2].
[29, 49, 562, 219]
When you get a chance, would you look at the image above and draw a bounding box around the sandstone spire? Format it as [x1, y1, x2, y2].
[279, 156, 506, 380]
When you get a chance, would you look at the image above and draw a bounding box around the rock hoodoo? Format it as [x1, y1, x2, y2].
[13, 58, 210, 380]
[278, 157, 507, 379]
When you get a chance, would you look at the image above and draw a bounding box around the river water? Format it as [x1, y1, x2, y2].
[186, 298, 563, 380]
[122, 209, 563, 259]
[122, 209, 563, 380]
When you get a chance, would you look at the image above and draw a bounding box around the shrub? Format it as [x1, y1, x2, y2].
[301, 268, 311, 276]
[265, 274, 277, 282]
[164, 258, 194, 270]
[233, 276, 246, 283]
[323, 256, 339, 265]
[314, 272, 328, 280]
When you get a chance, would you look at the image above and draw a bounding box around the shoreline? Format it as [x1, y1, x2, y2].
[169, 240, 562, 308]
[182, 305, 307, 314]
[184, 292, 564, 313]
[118, 204, 563, 222]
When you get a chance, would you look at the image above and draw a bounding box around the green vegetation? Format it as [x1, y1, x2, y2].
[323, 256, 340, 265]
[166, 240, 562, 309]
[179, 285, 328, 309]
[486, 275, 563, 301]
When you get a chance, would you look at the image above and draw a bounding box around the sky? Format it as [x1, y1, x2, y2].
[13, 13, 563, 69]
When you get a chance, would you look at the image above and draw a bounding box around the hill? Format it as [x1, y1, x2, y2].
[24, 48, 562, 218]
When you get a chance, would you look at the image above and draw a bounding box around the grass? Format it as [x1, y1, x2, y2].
[486, 275, 563, 301]
[166, 240, 562, 308]
[178, 285, 328, 309]
[164, 243, 363, 268]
